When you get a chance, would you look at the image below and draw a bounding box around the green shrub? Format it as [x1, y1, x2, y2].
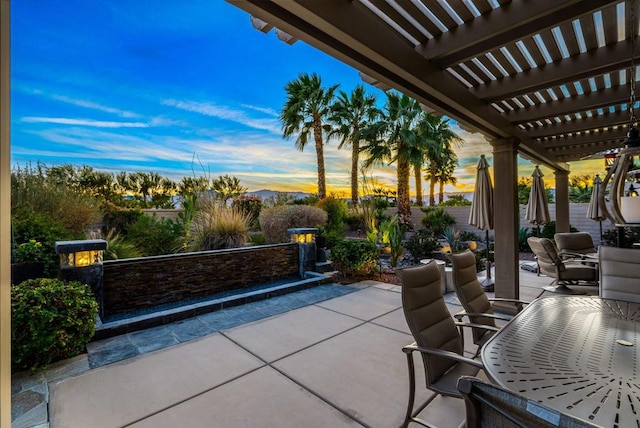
[125, 214, 182, 256]
[190, 204, 250, 250]
[438, 194, 472, 206]
[249, 232, 267, 246]
[12, 278, 98, 372]
[538, 221, 578, 240]
[330, 239, 379, 279]
[12, 212, 78, 277]
[316, 196, 349, 237]
[101, 201, 143, 235]
[12, 163, 101, 236]
[12, 240, 46, 264]
[259, 205, 327, 243]
[231, 195, 263, 230]
[404, 229, 441, 263]
[421, 207, 455, 236]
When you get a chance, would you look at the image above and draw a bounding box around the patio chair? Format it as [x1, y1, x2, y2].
[457, 377, 599, 428]
[397, 261, 497, 428]
[449, 250, 529, 357]
[527, 237, 598, 294]
[599, 246, 640, 303]
[554, 232, 597, 259]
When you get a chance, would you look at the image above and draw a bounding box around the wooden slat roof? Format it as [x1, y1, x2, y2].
[228, 0, 640, 171]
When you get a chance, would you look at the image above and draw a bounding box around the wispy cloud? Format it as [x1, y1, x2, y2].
[162, 99, 282, 134]
[21, 117, 149, 128]
[241, 104, 279, 117]
[48, 94, 141, 118]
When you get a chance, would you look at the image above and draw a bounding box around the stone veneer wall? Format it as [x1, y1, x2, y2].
[102, 243, 299, 318]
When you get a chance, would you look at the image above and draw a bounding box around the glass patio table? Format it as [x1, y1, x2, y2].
[481, 296, 640, 427]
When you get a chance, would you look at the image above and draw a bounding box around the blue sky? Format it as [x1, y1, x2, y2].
[11, 0, 603, 194]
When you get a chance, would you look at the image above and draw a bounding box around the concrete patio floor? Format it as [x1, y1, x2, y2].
[12, 263, 597, 428]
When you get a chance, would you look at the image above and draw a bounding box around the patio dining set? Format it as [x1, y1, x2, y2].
[397, 232, 640, 427]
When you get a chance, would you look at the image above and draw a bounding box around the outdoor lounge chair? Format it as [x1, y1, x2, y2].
[397, 261, 497, 428]
[449, 250, 529, 357]
[599, 246, 640, 303]
[554, 232, 597, 259]
[457, 377, 599, 428]
[527, 237, 598, 294]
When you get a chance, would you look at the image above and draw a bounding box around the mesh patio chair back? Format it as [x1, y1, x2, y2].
[449, 250, 495, 345]
[599, 246, 640, 303]
[397, 262, 471, 394]
[458, 376, 599, 428]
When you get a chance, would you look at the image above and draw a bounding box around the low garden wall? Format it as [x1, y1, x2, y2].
[102, 243, 299, 318]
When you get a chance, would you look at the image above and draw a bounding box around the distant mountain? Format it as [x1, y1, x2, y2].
[247, 189, 314, 201]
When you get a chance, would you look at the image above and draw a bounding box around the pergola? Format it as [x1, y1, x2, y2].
[227, 0, 639, 311]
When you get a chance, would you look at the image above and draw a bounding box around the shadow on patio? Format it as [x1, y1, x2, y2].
[13, 263, 597, 428]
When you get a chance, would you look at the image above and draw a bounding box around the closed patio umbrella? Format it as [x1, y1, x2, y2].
[525, 166, 550, 236]
[468, 155, 494, 290]
[587, 174, 605, 242]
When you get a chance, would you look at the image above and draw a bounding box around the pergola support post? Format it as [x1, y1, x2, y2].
[490, 137, 521, 314]
[0, 0, 11, 425]
[554, 169, 570, 233]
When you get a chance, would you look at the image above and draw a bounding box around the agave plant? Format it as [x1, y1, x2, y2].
[442, 227, 462, 253]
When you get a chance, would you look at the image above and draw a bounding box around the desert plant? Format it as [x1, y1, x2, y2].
[330, 239, 379, 279]
[387, 216, 408, 267]
[231, 195, 263, 230]
[442, 227, 462, 253]
[125, 214, 183, 256]
[403, 228, 440, 263]
[12, 163, 101, 236]
[421, 206, 455, 236]
[190, 204, 250, 250]
[258, 205, 328, 243]
[102, 230, 143, 260]
[519, 227, 532, 252]
[12, 278, 98, 372]
[317, 196, 349, 234]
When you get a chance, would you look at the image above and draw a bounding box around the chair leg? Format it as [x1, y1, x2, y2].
[402, 351, 417, 428]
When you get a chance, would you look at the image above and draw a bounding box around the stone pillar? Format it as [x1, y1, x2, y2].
[56, 240, 108, 319]
[0, 1, 10, 424]
[490, 137, 521, 314]
[554, 169, 570, 233]
[287, 228, 317, 277]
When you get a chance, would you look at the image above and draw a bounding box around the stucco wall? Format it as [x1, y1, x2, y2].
[403, 203, 612, 245]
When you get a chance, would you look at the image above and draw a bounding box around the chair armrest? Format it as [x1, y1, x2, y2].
[402, 343, 484, 369]
[454, 311, 512, 323]
[454, 321, 500, 332]
[488, 297, 530, 305]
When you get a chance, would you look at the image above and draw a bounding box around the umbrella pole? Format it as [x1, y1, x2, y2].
[599, 221, 603, 243]
[481, 229, 494, 291]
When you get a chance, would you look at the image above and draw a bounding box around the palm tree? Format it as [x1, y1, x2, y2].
[329, 85, 379, 205]
[420, 115, 463, 205]
[361, 92, 424, 223]
[280, 72, 338, 199]
[436, 149, 458, 203]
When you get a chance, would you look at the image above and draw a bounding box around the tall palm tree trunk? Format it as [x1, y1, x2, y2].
[429, 174, 437, 206]
[397, 157, 411, 223]
[313, 116, 326, 199]
[438, 180, 445, 204]
[351, 135, 359, 205]
[414, 165, 423, 206]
